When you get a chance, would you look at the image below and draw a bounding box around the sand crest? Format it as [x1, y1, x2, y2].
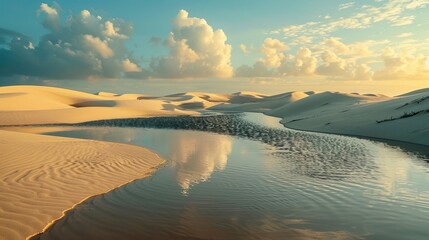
[1, 85, 429, 146]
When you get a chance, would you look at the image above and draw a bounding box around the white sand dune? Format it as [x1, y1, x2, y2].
[1, 85, 429, 145]
[265, 91, 429, 146]
[0, 129, 164, 240]
[210, 91, 309, 112]
[212, 90, 429, 146]
[0, 86, 206, 125]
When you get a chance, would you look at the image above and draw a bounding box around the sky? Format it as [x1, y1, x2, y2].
[1, 0, 429, 95]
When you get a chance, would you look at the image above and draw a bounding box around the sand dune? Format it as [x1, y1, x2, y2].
[212, 89, 429, 146]
[0, 86, 203, 125]
[266, 91, 388, 117]
[0, 130, 164, 240]
[210, 91, 309, 112]
[264, 90, 429, 146]
[1, 85, 429, 145]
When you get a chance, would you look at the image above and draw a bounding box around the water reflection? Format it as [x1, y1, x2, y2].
[176, 206, 358, 240]
[167, 131, 232, 194]
[72, 114, 378, 181]
[370, 145, 429, 200]
[9, 113, 429, 240]
[27, 127, 233, 194]
[29, 131, 363, 240]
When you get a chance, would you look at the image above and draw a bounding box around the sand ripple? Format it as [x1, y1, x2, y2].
[0, 130, 164, 240]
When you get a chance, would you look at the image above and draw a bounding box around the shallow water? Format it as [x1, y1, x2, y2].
[30, 113, 429, 240]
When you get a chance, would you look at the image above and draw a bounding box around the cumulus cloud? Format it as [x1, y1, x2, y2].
[317, 50, 347, 75]
[83, 34, 114, 58]
[37, 3, 60, 31]
[122, 58, 141, 72]
[0, 3, 138, 79]
[278, 47, 318, 76]
[316, 37, 374, 59]
[236, 38, 311, 77]
[104, 21, 128, 39]
[316, 50, 374, 80]
[375, 47, 429, 80]
[235, 61, 276, 78]
[354, 64, 374, 80]
[150, 10, 233, 78]
[323, 38, 349, 54]
[261, 38, 288, 68]
[236, 44, 317, 78]
[237, 38, 375, 80]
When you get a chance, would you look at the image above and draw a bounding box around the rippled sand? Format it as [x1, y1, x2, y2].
[0, 130, 164, 240]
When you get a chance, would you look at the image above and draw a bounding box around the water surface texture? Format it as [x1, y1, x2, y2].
[32, 113, 429, 240]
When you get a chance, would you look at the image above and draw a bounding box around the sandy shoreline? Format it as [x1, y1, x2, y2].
[0, 130, 165, 240]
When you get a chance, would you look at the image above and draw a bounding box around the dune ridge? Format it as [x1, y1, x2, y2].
[1, 85, 429, 145]
[212, 90, 429, 146]
[0, 130, 165, 240]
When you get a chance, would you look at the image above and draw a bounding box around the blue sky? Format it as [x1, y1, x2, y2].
[1, 0, 429, 95]
[2, 0, 346, 66]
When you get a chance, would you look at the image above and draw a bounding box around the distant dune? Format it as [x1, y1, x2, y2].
[1, 85, 429, 146]
[213, 90, 429, 146]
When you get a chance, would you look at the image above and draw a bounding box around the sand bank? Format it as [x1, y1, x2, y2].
[0, 130, 164, 240]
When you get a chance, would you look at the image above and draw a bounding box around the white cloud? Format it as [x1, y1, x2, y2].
[122, 59, 141, 72]
[279, 22, 319, 37]
[375, 47, 429, 80]
[396, 32, 413, 38]
[83, 34, 113, 58]
[323, 37, 350, 54]
[0, 3, 137, 79]
[278, 47, 318, 76]
[390, 16, 415, 26]
[316, 38, 374, 58]
[80, 9, 91, 18]
[291, 36, 313, 45]
[236, 38, 316, 77]
[235, 61, 276, 77]
[37, 2, 60, 31]
[316, 50, 374, 80]
[38, 3, 58, 15]
[261, 38, 288, 68]
[271, 0, 429, 41]
[150, 10, 233, 79]
[406, 0, 429, 9]
[354, 64, 374, 80]
[339, 2, 355, 10]
[104, 21, 128, 39]
[237, 38, 375, 80]
[239, 44, 250, 55]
